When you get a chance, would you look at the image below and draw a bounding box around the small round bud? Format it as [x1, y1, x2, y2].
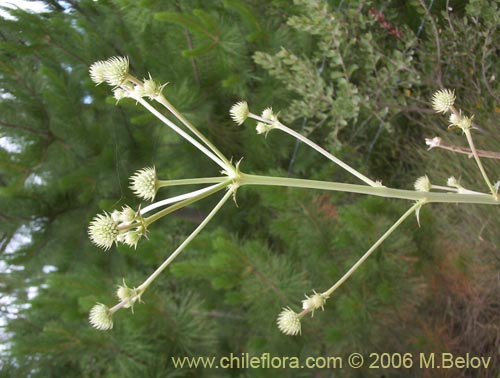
[119, 206, 136, 223]
[277, 307, 301, 336]
[123, 230, 142, 249]
[414, 175, 431, 192]
[116, 280, 140, 309]
[229, 101, 249, 125]
[88, 213, 119, 250]
[89, 303, 113, 331]
[130, 167, 158, 201]
[447, 176, 458, 187]
[142, 77, 168, 100]
[113, 88, 128, 102]
[256, 122, 274, 135]
[431, 89, 455, 114]
[302, 292, 327, 317]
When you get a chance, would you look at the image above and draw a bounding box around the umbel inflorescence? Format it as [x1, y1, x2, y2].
[86, 57, 499, 334]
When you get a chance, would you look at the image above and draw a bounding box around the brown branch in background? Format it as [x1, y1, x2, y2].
[418, 0, 443, 87]
[183, 29, 200, 85]
[425, 136, 500, 160]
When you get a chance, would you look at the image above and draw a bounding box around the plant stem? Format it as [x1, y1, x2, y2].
[156, 95, 234, 172]
[157, 176, 226, 188]
[135, 98, 230, 172]
[463, 129, 496, 196]
[274, 122, 379, 187]
[141, 180, 232, 226]
[239, 173, 500, 205]
[322, 201, 423, 298]
[137, 188, 234, 293]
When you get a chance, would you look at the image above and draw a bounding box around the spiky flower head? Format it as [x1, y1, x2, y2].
[89, 56, 129, 87]
[229, 101, 249, 125]
[277, 307, 301, 336]
[130, 167, 158, 201]
[449, 113, 473, 131]
[89, 303, 113, 330]
[142, 76, 168, 100]
[431, 89, 455, 114]
[261, 107, 277, 121]
[88, 212, 119, 250]
[116, 279, 140, 309]
[302, 292, 327, 317]
[414, 175, 431, 192]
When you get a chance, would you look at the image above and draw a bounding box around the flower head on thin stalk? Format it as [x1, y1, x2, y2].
[431, 89, 455, 114]
[414, 175, 431, 192]
[142, 75, 168, 101]
[277, 307, 302, 336]
[449, 112, 473, 132]
[230, 101, 249, 125]
[88, 212, 119, 250]
[130, 167, 158, 201]
[89, 303, 114, 330]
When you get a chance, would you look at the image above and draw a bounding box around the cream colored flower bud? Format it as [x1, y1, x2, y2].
[277, 307, 301, 336]
[302, 292, 327, 317]
[89, 303, 113, 330]
[414, 175, 431, 192]
[142, 77, 168, 100]
[229, 101, 249, 125]
[447, 176, 458, 187]
[129, 167, 158, 201]
[124, 230, 142, 249]
[431, 89, 455, 114]
[88, 212, 119, 250]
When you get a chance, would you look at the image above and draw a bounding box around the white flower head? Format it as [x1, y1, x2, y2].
[89, 56, 129, 87]
[88, 212, 119, 250]
[425, 136, 441, 150]
[431, 89, 455, 114]
[89, 303, 113, 330]
[261, 107, 277, 122]
[414, 175, 431, 192]
[130, 167, 158, 201]
[229, 101, 249, 125]
[302, 291, 327, 317]
[119, 206, 137, 223]
[277, 307, 301, 336]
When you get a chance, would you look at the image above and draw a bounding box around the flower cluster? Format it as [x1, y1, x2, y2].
[88, 206, 144, 250]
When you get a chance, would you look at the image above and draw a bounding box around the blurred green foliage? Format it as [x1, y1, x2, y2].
[0, 0, 499, 377]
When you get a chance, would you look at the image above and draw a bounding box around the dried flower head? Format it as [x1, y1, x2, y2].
[89, 56, 129, 87]
[431, 89, 455, 114]
[414, 175, 431, 192]
[229, 101, 249, 125]
[277, 307, 301, 336]
[130, 167, 158, 201]
[89, 303, 113, 330]
[425, 136, 441, 150]
[88, 212, 119, 250]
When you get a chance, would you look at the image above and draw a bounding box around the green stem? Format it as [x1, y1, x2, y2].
[322, 201, 423, 298]
[135, 98, 230, 172]
[239, 173, 500, 205]
[137, 188, 234, 293]
[157, 176, 226, 188]
[463, 129, 496, 196]
[143, 180, 230, 225]
[156, 95, 235, 174]
[274, 122, 379, 187]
